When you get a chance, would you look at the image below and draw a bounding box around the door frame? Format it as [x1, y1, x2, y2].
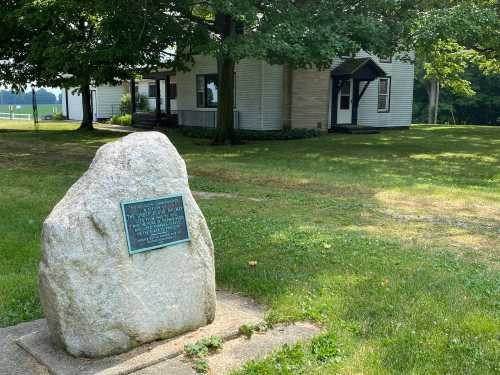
[337, 79, 353, 125]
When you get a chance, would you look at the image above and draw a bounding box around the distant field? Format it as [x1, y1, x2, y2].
[0, 104, 62, 119]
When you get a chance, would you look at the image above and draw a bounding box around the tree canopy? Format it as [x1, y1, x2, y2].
[0, 0, 176, 129]
[410, 0, 499, 123]
[1, 0, 498, 133]
[142, 0, 421, 143]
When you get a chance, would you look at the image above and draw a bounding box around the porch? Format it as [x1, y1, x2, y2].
[130, 71, 177, 128]
[329, 58, 387, 132]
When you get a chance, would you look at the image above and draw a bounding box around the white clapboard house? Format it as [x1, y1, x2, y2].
[62, 78, 178, 122]
[63, 52, 414, 131]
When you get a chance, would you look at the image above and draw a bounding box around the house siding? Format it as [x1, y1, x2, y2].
[176, 56, 283, 130]
[63, 84, 126, 120]
[290, 68, 331, 130]
[261, 62, 284, 130]
[96, 84, 125, 118]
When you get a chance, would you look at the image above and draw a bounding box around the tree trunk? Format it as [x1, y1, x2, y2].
[213, 13, 238, 145]
[434, 82, 440, 124]
[427, 78, 440, 125]
[79, 82, 94, 130]
[213, 56, 237, 145]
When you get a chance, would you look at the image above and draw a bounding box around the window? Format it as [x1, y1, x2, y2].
[197, 74, 218, 108]
[377, 77, 391, 112]
[196, 74, 235, 108]
[339, 81, 351, 110]
[379, 56, 392, 63]
[148, 83, 157, 98]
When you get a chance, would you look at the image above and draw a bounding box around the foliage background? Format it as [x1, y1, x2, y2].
[413, 67, 500, 125]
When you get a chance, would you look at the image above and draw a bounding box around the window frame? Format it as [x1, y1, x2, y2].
[377, 77, 391, 113]
[196, 73, 236, 108]
[339, 80, 351, 110]
[196, 74, 218, 108]
[379, 56, 393, 63]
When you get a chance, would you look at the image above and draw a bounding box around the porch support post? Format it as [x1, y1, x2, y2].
[352, 79, 360, 126]
[165, 75, 171, 115]
[130, 78, 136, 114]
[155, 79, 161, 122]
[330, 78, 340, 129]
[359, 80, 371, 100]
[64, 88, 69, 119]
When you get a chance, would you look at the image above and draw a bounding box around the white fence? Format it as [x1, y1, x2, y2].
[0, 112, 32, 120]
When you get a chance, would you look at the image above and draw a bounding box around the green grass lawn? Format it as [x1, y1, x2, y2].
[0, 121, 499, 374]
[0, 103, 62, 118]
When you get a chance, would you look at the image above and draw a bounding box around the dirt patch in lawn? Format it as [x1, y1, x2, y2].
[374, 190, 500, 269]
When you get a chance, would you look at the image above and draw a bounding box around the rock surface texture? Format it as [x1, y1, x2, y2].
[39, 132, 216, 358]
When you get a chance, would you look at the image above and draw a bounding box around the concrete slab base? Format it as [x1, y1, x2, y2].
[137, 322, 321, 375]
[14, 291, 264, 375]
[0, 320, 49, 375]
[7, 291, 321, 375]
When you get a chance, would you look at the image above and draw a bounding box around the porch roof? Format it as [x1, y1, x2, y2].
[142, 70, 175, 80]
[331, 58, 386, 81]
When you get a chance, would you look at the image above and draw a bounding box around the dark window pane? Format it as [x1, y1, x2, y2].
[378, 95, 387, 111]
[340, 95, 350, 110]
[148, 84, 157, 98]
[379, 79, 388, 94]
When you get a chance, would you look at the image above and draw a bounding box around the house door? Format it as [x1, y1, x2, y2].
[337, 80, 353, 124]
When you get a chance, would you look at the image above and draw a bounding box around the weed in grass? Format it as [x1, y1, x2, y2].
[184, 336, 223, 358]
[193, 359, 209, 373]
[239, 322, 269, 339]
[310, 332, 340, 363]
[239, 324, 257, 339]
[184, 342, 209, 358]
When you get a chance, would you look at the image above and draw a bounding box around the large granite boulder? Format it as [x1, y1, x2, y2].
[39, 132, 216, 358]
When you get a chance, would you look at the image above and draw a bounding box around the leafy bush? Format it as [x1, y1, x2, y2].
[53, 112, 65, 121]
[179, 127, 322, 141]
[119, 93, 150, 114]
[120, 114, 132, 126]
[111, 114, 132, 126]
[111, 115, 121, 125]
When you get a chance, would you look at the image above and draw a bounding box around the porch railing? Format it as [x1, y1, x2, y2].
[178, 110, 239, 129]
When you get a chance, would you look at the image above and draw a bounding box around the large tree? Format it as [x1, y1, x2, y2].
[148, 0, 416, 144]
[0, 0, 175, 130]
[411, 0, 499, 124]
